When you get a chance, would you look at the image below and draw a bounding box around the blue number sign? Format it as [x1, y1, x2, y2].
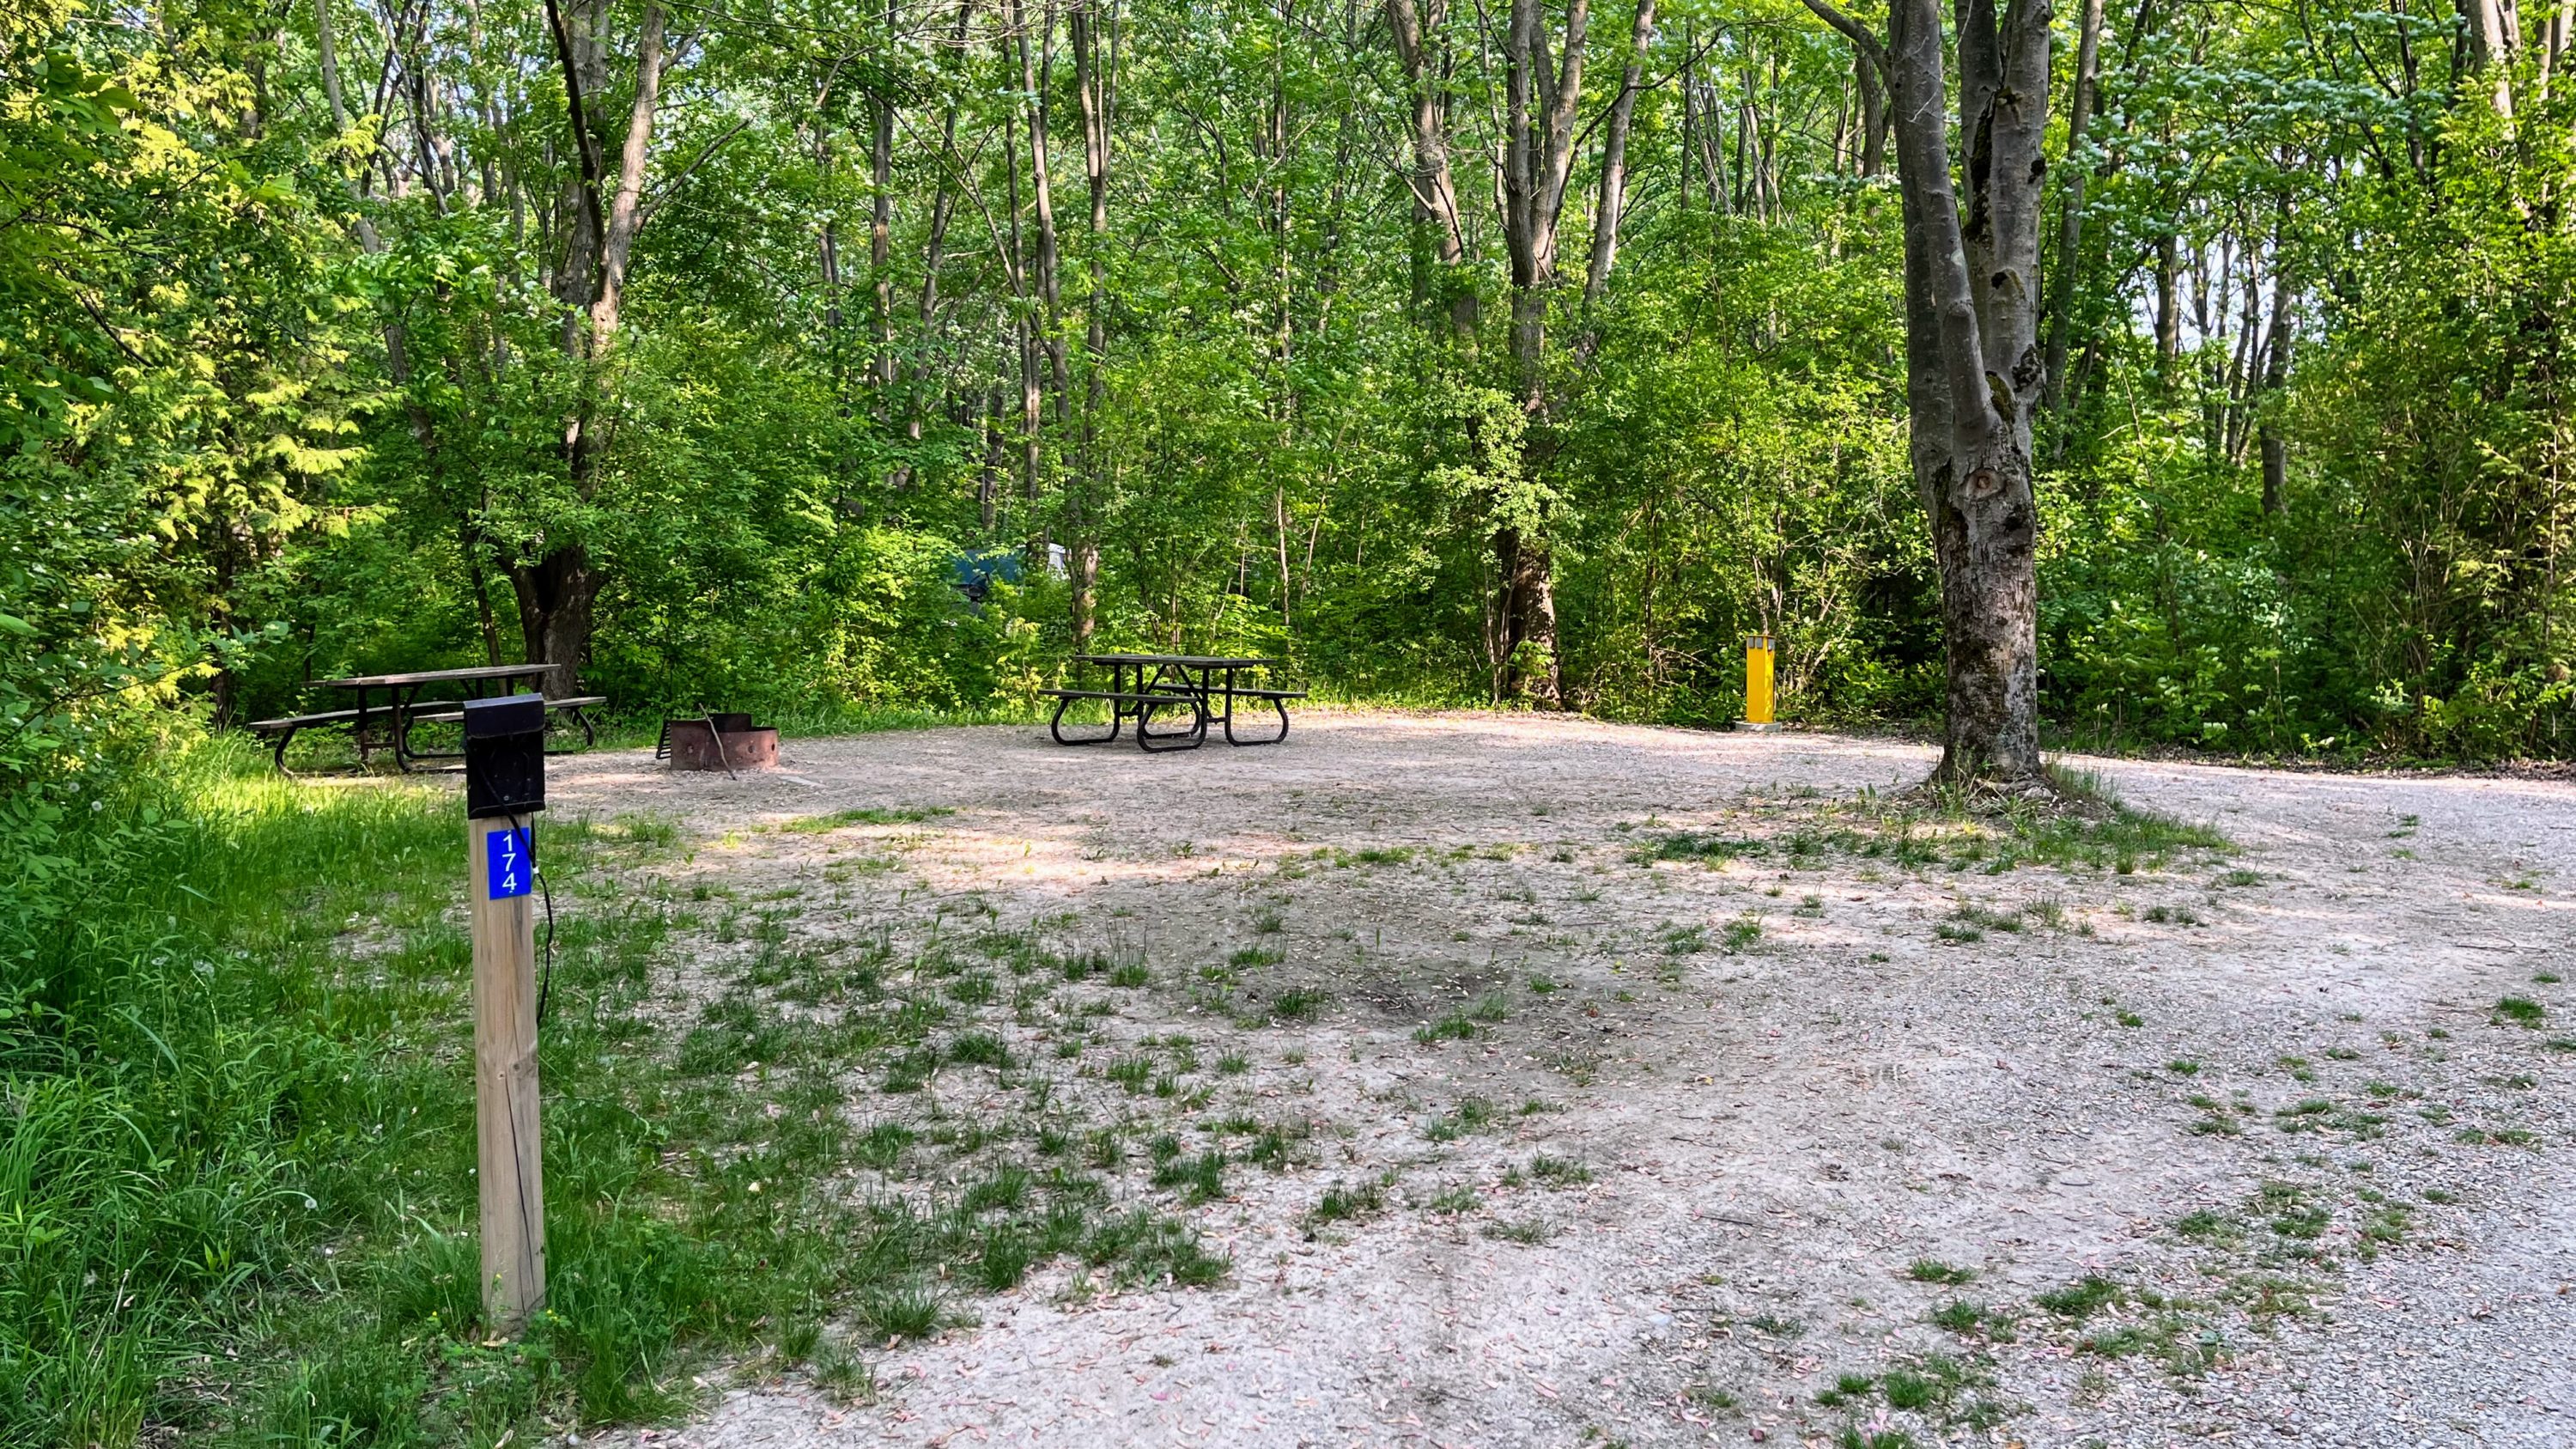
[487, 826, 534, 900]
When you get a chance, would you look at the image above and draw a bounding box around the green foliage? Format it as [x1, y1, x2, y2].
[9, 0, 2573, 761]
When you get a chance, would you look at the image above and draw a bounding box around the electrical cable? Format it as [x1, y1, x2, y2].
[512, 813, 558, 1026]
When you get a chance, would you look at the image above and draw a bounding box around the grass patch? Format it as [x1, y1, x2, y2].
[1645, 833, 1767, 863]
[1307, 1179, 1387, 1228]
[1528, 1154, 1594, 1187]
[1721, 913, 1765, 952]
[1652, 782, 2226, 882]
[1414, 1009, 1484, 1043]
[2034, 1275, 2121, 1319]
[2494, 995, 2546, 1026]
[1425, 1096, 1502, 1142]
[777, 805, 956, 832]
[1266, 986, 1325, 1021]
[1951, 904, 2023, 935]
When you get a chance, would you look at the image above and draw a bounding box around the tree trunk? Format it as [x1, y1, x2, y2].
[2467, 0, 2519, 116]
[2153, 233, 2181, 377]
[908, 0, 978, 470]
[1854, 35, 1888, 176]
[2545, 0, 2570, 102]
[1000, 25, 1042, 528]
[1071, 0, 1115, 651]
[1495, 523, 1562, 702]
[872, 0, 897, 395]
[818, 123, 845, 445]
[2041, 0, 2102, 413]
[1491, 0, 1587, 708]
[2257, 218, 2296, 517]
[1024, 0, 1066, 416]
[1582, 0, 1656, 313]
[511, 545, 598, 690]
[1805, 0, 2050, 783]
[1388, 0, 1477, 334]
[524, 0, 668, 694]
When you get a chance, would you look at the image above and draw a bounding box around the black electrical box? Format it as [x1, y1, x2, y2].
[464, 693, 547, 819]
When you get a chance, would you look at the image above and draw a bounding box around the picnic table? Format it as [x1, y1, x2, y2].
[247, 664, 604, 771]
[1039, 654, 1304, 752]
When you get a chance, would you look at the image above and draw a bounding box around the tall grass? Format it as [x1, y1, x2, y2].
[5, 738, 1229, 1446]
[0, 747, 744, 1442]
[3, 746, 461, 1444]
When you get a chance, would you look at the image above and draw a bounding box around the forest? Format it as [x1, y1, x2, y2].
[9, 0, 2576, 1440]
[8, 0, 2574, 786]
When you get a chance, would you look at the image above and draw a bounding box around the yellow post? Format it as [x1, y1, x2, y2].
[1738, 634, 1779, 733]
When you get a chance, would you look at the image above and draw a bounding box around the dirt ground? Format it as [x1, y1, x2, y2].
[557, 709, 2576, 1449]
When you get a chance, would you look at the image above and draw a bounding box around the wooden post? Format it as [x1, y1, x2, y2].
[469, 813, 546, 1332]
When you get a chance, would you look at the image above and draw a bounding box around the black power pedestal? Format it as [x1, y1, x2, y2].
[464, 693, 547, 820]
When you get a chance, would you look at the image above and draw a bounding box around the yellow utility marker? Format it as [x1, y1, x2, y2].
[1736, 634, 1781, 733]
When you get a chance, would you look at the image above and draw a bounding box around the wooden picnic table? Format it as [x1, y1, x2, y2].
[250, 664, 602, 771]
[1040, 654, 1304, 751]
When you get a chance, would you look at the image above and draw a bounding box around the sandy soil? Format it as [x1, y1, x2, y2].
[556, 709, 2576, 1449]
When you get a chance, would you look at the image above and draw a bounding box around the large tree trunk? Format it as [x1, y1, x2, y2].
[2467, 0, 2519, 116]
[1807, 0, 2050, 783]
[523, 0, 668, 694]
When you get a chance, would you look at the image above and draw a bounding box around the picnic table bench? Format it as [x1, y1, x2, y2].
[248, 663, 601, 771]
[1039, 654, 1304, 752]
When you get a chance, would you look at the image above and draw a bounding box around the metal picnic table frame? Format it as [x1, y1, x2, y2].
[1042, 654, 1304, 752]
[319, 664, 593, 772]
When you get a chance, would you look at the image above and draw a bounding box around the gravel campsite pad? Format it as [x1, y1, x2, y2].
[553, 711, 2576, 1448]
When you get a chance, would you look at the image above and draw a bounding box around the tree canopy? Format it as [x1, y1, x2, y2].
[7, 0, 2576, 777]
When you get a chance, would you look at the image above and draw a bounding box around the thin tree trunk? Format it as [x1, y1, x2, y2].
[2042, 0, 2103, 413]
[819, 123, 845, 442]
[2546, 0, 2571, 101]
[1071, 0, 1115, 650]
[1388, 0, 1477, 334]
[979, 387, 1004, 531]
[1025, 0, 1066, 417]
[2257, 212, 2296, 517]
[2153, 233, 2181, 378]
[1854, 35, 1887, 176]
[1492, 0, 1587, 707]
[873, 0, 897, 395]
[910, 0, 978, 469]
[1582, 0, 1656, 314]
[1000, 25, 1042, 523]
